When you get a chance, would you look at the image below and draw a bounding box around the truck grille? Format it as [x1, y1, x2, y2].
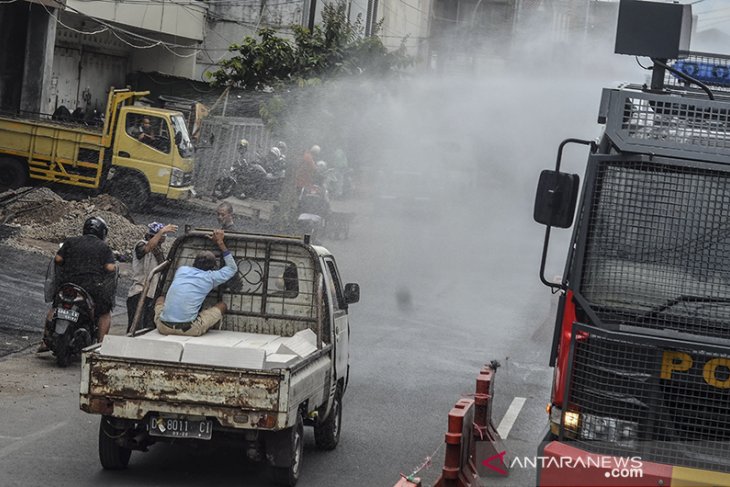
[581, 160, 730, 340]
[565, 325, 730, 473]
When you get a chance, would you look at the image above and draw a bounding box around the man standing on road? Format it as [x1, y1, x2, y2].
[154, 229, 236, 336]
[39, 216, 117, 352]
[126, 222, 177, 333]
[216, 201, 236, 231]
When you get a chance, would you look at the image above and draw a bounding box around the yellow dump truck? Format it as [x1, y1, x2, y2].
[0, 88, 195, 210]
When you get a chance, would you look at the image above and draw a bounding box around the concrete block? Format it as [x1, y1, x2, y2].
[182, 343, 266, 369]
[99, 335, 183, 362]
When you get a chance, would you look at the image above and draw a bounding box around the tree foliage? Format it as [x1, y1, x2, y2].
[210, 1, 411, 90]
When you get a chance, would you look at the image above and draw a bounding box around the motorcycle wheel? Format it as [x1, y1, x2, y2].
[55, 332, 72, 368]
[213, 177, 235, 200]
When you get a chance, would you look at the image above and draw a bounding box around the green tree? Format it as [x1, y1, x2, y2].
[210, 1, 410, 90]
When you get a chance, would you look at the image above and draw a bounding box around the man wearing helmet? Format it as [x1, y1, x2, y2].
[126, 222, 178, 332]
[237, 138, 249, 164]
[39, 216, 117, 351]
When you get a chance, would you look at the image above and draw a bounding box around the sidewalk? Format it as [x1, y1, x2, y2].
[187, 196, 277, 222]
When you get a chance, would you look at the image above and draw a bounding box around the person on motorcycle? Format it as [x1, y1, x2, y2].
[275, 141, 287, 160]
[237, 138, 249, 165]
[38, 216, 117, 352]
[126, 222, 177, 333]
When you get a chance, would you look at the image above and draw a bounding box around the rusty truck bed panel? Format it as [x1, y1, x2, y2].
[86, 354, 283, 411]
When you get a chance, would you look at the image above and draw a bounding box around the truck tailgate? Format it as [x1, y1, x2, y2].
[82, 353, 283, 411]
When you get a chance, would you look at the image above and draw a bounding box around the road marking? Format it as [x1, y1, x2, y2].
[0, 422, 67, 459]
[497, 397, 526, 439]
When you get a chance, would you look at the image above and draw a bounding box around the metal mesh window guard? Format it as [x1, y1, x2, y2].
[581, 160, 730, 340]
[164, 235, 317, 321]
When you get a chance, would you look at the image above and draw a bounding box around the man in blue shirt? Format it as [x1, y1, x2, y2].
[154, 229, 237, 336]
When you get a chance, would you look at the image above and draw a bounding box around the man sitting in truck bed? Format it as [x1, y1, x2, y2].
[154, 229, 237, 336]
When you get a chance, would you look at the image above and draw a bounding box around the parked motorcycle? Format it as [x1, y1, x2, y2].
[44, 283, 98, 367]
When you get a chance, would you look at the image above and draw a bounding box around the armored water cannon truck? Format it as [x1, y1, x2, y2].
[534, 1, 730, 485]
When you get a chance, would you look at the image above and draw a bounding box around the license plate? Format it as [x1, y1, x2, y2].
[55, 308, 79, 322]
[149, 415, 213, 440]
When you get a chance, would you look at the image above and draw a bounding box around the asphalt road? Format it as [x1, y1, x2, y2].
[0, 187, 557, 487]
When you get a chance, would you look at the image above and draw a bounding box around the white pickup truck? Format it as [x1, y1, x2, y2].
[79, 231, 359, 486]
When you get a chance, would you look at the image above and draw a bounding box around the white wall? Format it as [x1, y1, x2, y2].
[378, 0, 432, 59]
[133, 44, 198, 79]
[66, 0, 206, 42]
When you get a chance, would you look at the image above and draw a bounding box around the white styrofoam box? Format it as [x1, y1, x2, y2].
[181, 343, 266, 369]
[264, 353, 299, 369]
[99, 335, 183, 362]
[279, 333, 318, 358]
[185, 330, 244, 347]
[137, 329, 192, 343]
[263, 337, 287, 355]
[233, 332, 280, 349]
[293, 329, 317, 346]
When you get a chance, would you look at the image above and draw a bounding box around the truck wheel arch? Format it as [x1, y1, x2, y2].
[106, 168, 150, 211]
[0, 156, 28, 191]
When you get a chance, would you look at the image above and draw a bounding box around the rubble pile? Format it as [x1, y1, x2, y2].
[0, 187, 154, 257]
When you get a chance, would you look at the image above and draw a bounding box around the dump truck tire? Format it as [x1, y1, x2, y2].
[98, 417, 131, 470]
[108, 172, 149, 212]
[0, 157, 28, 191]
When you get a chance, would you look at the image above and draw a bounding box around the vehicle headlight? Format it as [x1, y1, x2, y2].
[170, 168, 186, 187]
[549, 406, 638, 448]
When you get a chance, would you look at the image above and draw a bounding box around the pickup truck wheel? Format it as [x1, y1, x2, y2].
[314, 391, 342, 450]
[271, 415, 304, 486]
[98, 417, 131, 470]
[0, 157, 28, 191]
[108, 173, 149, 212]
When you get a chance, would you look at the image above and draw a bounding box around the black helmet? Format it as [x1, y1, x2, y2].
[83, 216, 109, 240]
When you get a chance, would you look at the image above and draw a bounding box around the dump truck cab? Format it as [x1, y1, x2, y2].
[111, 105, 194, 200]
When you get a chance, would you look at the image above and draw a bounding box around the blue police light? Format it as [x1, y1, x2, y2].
[671, 60, 730, 87]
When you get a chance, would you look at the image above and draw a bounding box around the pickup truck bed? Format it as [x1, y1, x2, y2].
[81, 329, 331, 430]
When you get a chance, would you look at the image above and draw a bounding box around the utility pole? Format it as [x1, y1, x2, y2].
[308, 0, 317, 30]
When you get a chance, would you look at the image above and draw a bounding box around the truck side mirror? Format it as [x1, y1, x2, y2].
[344, 283, 360, 304]
[533, 170, 580, 229]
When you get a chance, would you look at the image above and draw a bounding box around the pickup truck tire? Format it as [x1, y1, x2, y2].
[271, 415, 304, 487]
[107, 172, 149, 211]
[0, 157, 28, 191]
[314, 390, 342, 450]
[98, 417, 131, 470]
